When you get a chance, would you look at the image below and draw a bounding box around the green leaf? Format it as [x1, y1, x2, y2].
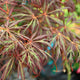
[9, 19, 25, 27]
[51, 35, 56, 43]
[59, 35, 65, 51]
[48, 7, 69, 14]
[2, 59, 12, 80]
[48, 16, 63, 25]
[43, 0, 47, 11]
[22, 5, 33, 15]
[19, 61, 25, 80]
[23, 20, 33, 33]
[56, 47, 60, 60]
[33, 34, 47, 40]
[32, 44, 48, 59]
[12, 13, 30, 17]
[69, 53, 73, 61]
[6, 59, 14, 77]
[3, 40, 13, 44]
[35, 40, 52, 48]
[46, 16, 52, 27]
[2, 43, 15, 53]
[22, 53, 26, 62]
[28, 55, 32, 66]
[32, 20, 36, 32]
[45, 51, 52, 58]
[47, 0, 55, 11]
[30, 51, 39, 61]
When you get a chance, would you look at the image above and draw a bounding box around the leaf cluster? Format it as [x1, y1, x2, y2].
[0, 0, 80, 80]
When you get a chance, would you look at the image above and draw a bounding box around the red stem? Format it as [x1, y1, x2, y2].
[0, 7, 7, 13]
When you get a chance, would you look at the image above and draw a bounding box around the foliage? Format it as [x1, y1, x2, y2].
[0, 0, 80, 80]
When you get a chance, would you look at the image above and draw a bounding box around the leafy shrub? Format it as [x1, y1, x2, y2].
[0, 0, 80, 80]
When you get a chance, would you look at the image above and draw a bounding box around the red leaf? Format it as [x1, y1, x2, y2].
[77, 67, 80, 74]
